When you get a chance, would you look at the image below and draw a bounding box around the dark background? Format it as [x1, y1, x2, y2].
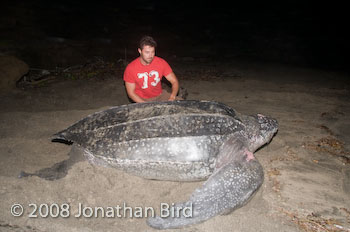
[1, 0, 348, 72]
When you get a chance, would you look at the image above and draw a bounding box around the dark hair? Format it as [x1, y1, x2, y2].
[139, 36, 157, 50]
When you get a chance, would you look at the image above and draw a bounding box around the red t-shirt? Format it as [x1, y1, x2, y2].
[123, 56, 172, 99]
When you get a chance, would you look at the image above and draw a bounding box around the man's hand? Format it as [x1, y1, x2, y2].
[168, 95, 176, 101]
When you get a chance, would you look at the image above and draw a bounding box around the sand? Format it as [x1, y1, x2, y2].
[0, 60, 349, 232]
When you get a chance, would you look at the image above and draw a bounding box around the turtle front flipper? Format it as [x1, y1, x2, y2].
[147, 135, 264, 229]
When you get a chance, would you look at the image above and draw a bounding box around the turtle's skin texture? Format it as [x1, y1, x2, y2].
[26, 100, 279, 229]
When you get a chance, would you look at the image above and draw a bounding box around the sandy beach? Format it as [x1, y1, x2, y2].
[0, 58, 349, 231]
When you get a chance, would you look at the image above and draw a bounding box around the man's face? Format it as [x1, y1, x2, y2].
[138, 45, 155, 65]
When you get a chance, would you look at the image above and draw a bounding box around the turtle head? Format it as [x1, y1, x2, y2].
[248, 114, 278, 152]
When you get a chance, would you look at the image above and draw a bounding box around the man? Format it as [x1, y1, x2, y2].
[123, 36, 181, 103]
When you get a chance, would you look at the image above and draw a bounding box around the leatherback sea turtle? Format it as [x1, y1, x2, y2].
[21, 100, 278, 229]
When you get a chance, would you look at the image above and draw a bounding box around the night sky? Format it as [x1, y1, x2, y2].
[1, 0, 349, 72]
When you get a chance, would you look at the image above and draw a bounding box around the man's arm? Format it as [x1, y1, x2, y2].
[164, 72, 179, 101]
[125, 82, 145, 103]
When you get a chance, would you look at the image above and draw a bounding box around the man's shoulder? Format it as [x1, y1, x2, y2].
[153, 56, 170, 66]
[154, 56, 166, 63]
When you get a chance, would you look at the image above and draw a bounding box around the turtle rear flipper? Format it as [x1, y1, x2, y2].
[18, 144, 85, 181]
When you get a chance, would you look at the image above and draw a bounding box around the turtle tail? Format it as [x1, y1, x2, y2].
[51, 131, 73, 144]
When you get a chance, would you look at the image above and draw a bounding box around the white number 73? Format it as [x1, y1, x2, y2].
[137, 71, 160, 89]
